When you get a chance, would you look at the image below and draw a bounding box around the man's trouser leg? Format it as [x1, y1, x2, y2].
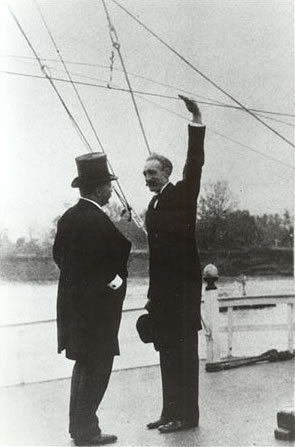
[159, 344, 182, 421]
[69, 352, 114, 440]
[159, 333, 199, 424]
[181, 332, 199, 425]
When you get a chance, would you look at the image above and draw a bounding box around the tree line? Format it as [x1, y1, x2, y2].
[196, 181, 293, 251]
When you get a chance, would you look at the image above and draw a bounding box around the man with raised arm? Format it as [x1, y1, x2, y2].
[143, 95, 205, 433]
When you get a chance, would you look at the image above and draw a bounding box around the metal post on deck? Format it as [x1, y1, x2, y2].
[203, 264, 221, 364]
[227, 306, 234, 358]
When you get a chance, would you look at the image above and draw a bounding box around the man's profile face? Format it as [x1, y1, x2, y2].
[143, 159, 169, 193]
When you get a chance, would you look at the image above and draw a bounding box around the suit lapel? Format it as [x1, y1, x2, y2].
[148, 183, 174, 210]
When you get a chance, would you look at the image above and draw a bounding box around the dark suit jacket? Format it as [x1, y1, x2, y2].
[53, 199, 131, 362]
[145, 125, 205, 348]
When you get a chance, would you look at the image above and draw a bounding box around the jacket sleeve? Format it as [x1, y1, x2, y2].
[181, 124, 206, 206]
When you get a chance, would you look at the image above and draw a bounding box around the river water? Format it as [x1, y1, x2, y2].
[0, 276, 294, 386]
[0, 276, 294, 325]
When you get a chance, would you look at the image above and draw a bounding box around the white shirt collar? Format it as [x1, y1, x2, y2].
[80, 197, 104, 212]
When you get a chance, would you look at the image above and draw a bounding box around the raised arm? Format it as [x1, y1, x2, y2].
[178, 94, 202, 124]
[178, 95, 205, 197]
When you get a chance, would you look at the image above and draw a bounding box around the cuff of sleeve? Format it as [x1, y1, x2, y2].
[189, 122, 205, 127]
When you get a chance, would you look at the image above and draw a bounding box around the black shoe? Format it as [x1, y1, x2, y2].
[74, 433, 117, 445]
[158, 420, 198, 433]
[147, 417, 168, 429]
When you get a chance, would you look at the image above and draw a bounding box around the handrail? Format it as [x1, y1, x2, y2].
[219, 294, 295, 306]
[1, 294, 294, 329]
[1, 286, 294, 386]
[203, 267, 295, 363]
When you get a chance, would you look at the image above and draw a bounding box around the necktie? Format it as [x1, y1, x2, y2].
[149, 194, 160, 209]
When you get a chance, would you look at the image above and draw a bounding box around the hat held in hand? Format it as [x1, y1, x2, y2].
[136, 313, 154, 344]
[71, 152, 117, 188]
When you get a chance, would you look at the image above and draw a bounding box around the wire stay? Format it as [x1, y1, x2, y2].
[2, 68, 295, 130]
[2, 53, 294, 119]
[8, 5, 93, 153]
[3, 69, 293, 169]
[6, 5, 292, 231]
[8, 5, 145, 231]
[34, 0, 106, 153]
[101, 0, 152, 155]
[136, 93, 294, 171]
[111, 0, 295, 149]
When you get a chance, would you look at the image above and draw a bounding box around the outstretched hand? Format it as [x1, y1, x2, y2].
[178, 94, 202, 124]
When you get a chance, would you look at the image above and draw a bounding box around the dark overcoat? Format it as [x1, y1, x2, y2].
[53, 199, 131, 362]
[145, 125, 205, 349]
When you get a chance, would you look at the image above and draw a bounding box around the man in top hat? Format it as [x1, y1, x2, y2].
[143, 95, 205, 433]
[53, 153, 131, 446]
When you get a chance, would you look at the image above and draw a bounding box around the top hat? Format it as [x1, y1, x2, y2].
[71, 152, 117, 188]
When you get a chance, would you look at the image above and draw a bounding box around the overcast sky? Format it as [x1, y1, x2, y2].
[0, 0, 294, 240]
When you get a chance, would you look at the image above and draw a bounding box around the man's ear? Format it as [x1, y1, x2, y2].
[163, 168, 170, 180]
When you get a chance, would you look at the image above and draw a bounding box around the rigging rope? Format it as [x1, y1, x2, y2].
[3, 68, 295, 129]
[101, 0, 152, 155]
[136, 93, 295, 171]
[110, 0, 295, 150]
[34, 1, 131, 214]
[35, 1, 146, 229]
[0, 54, 295, 118]
[8, 5, 146, 231]
[8, 6, 93, 153]
[42, 67, 293, 127]
[38, 67, 294, 128]
[34, 0, 106, 153]
[107, 47, 116, 88]
[5, 5, 293, 228]
[3, 69, 293, 170]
